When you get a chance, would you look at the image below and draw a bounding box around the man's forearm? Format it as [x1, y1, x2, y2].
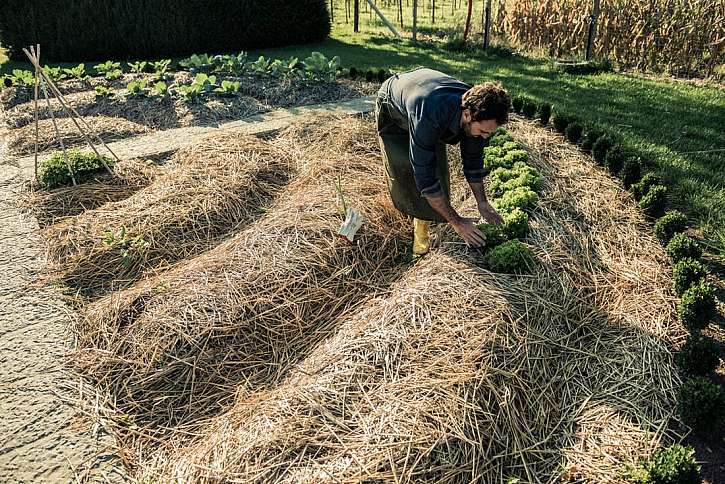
[468, 181, 488, 205]
[425, 194, 462, 224]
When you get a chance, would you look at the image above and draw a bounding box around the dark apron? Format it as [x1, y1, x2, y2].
[375, 91, 450, 223]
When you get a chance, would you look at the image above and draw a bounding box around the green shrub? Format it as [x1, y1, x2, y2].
[521, 98, 538, 118]
[676, 334, 721, 377]
[627, 444, 701, 484]
[491, 186, 539, 213]
[538, 103, 552, 125]
[639, 184, 667, 217]
[591, 135, 613, 164]
[38, 150, 114, 188]
[512, 95, 524, 113]
[580, 128, 605, 152]
[653, 210, 688, 244]
[348, 66, 359, 79]
[679, 280, 717, 332]
[672, 258, 707, 296]
[488, 132, 515, 147]
[676, 377, 725, 432]
[632, 173, 662, 201]
[603, 145, 629, 174]
[485, 240, 535, 273]
[620, 156, 642, 188]
[564, 122, 583, 143]
[0, 0, 331, 62]
[666, 234, 702, 263]
[552, 111, 573, 133]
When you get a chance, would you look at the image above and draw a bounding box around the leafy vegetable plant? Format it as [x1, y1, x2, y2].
[126, 79, 149, 98]
[302, 52, 341, 82]
[94, 61, 123, 79]
[151, 59, 172, 79]
[38, 150, 114, 188]
[214, 80, 241, 96]
[151, 81, 169, 98]
[63, 63, 87, 80]
[492, 186, 539, 213]
[94, 86, 114, 98]
[102, 225, 151, 268]
[127, 61, 147, 73]
[485, 240, 535, 273]
[11, 69, 34, 87]
[43, 65, 66, 81]
[179, 53, 216, 72]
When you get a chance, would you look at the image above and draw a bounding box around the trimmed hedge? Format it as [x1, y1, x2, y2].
[0, 0, 331, 62]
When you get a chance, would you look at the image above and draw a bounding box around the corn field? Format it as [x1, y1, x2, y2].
[504, 0, 724, 76]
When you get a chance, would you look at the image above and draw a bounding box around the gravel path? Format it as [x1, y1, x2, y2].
[0, 135, 126, 483]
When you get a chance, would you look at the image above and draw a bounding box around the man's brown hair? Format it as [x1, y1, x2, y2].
[462, 82, 511, 124]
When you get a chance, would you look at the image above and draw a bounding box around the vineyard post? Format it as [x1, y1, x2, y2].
[413, 0, 418, 41]
[586, 0, 600, 60]
[483, 0, 492, 50]
[330, 0, 334, 21]
[354, 0, 360, 32]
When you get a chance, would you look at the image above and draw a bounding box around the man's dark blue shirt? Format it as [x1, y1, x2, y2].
[379, 68, 487, 197]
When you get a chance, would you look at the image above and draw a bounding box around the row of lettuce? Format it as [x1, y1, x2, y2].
[511, 95, 720, 483]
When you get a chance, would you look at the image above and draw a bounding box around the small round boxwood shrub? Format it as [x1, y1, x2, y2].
[676, 334, 721, 377]
[619, 156, 641, 188]
[347, 66, 359, 79]
[639, 184, 667, 217]
[488, 132, 515, 147]
[603, 145, 629, 174]
[521, 98, 538, 118]
[580, 128, 604, 152]
[365, 70, 375, 82]
[679, 280, 717, 332]
[484, 239, 535, 273]
[564, 122, 583, 143]
[552, 111, 573, 133]
[511, 95, 524, 113]
[591, 135, 613, 164]
[673, 258, 707, 296]
[666, 234, 702, 263]
[653, 210, 688, 244]
[38, 150, 114, 188]
[491, 186, 539, 213]
[677, 376, 725, 432]
[632, 172, 662, 201]
[628, 444, 701, 484]
[538, 102, 552, 125]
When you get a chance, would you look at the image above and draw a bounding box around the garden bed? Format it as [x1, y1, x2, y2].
[22, 113, 696, 481]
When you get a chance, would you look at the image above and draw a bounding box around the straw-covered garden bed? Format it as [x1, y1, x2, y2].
[28, 114, 689, 481]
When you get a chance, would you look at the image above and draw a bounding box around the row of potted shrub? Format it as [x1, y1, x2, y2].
[512, 95, 721, 481]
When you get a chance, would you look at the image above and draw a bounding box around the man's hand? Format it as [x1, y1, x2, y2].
[478, 201, 504, 225]
[451, 217, 487, 247]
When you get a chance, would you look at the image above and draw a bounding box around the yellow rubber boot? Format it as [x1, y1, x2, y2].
[412, 218, 432, 257]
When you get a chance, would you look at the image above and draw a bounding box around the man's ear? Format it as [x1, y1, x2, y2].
[461, 108, 471, 122]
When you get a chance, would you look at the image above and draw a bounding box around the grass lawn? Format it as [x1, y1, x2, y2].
[2, 21, 723, 255]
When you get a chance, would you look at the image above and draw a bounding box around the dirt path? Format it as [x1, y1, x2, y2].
[0, 133, 125, 482]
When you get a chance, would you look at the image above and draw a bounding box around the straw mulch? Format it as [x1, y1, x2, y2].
[7, 115, 150, 156]
[71, 116, 410, 465]
[72, 115, 684, 481]
[42, 132, 294, 297]
[23, 157, 163, 227]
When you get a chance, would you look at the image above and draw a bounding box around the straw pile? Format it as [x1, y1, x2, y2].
[7, 115, 150, 156]
[43, 132, 293, 297]
[73, 116, 410, 462]
[76, 115, 684, 481]
[24, 156, 163, 227]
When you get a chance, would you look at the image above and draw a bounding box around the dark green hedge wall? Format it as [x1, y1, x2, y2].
[0, 0, 331, 62]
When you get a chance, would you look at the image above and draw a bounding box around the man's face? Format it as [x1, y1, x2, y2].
[461, 109, 498, 139]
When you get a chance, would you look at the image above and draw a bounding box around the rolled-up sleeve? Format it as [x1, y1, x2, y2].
[409, 114, 443, 198]
[461, 137, 487, 183]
